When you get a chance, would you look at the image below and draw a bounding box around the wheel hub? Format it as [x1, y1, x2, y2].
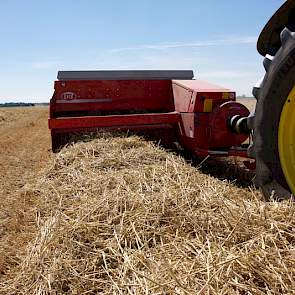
[278, 86, 295, 195]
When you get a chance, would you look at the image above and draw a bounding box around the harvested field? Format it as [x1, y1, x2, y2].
[0, 108, 27, 125]
[0, 106, 51, 281]
[0, 107, 50, 194]
[1, 104, 294, 294]
[238, 98, 256, 112]
[0, 130, 294, 294]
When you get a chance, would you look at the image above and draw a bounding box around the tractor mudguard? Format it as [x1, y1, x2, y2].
[258, 0, 295, 56]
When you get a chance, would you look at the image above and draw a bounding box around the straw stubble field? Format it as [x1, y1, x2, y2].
[1, 102, 295, 294]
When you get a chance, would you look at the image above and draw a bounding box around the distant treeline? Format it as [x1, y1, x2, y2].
[0, 102, 39, 107]
[237, 95, 254, 99]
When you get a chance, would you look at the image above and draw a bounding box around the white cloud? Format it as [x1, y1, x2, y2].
[31, 60, 60, 69]
[109, 36, 257, 53]
[199, 71, 254, 79]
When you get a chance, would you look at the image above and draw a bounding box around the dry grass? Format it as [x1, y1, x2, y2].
[0, 109, 15, 124]
[237, 98, 256, 112]
[0, 107, 30, 125]
[1, 133, 294, 294]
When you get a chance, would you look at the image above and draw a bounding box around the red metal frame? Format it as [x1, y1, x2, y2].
[49, 112, 179, 129]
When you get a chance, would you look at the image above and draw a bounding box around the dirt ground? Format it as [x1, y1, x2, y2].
[0, 106, 51, 273]
[238, 98, 256, 112]
[0, 107, 50, 196]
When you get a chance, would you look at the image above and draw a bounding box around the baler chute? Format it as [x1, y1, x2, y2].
[49, 70, 252, 164]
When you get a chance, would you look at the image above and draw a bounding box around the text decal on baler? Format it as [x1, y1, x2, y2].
[61, 92, 77, 100]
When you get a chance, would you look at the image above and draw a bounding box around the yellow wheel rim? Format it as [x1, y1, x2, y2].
[279, 86, 295, 195]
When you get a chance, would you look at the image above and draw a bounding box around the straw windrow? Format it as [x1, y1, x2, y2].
[1, 134, 294, 294]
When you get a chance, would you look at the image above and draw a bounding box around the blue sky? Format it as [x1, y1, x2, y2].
[0, 0, 284, 102]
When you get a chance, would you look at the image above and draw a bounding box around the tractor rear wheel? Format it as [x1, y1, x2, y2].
[253, 28, 295, 200]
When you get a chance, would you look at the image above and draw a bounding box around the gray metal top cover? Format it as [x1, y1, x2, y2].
[57, 70, 194, 81]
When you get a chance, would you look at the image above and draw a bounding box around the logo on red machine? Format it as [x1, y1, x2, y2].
[61, 92, 77, 100]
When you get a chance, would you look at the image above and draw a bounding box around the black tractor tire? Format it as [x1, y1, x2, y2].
[253, 28, 295, 200]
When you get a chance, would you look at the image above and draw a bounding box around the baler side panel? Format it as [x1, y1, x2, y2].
[172, 83, 194, 112]
[52, 80, 175, 118]
[49, 79, 180, 151]
[178, 113, 211, 151]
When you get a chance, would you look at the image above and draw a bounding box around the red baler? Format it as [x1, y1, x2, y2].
[49, 70, 252, 160]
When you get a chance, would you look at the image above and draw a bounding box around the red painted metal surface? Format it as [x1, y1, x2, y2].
[51, 80, 175, 118]
[172, 80, 235, 113]
[49, 75, 252, 162]
[195, 147, 250, 158]
[49, 112, 179, 129]
[209, 102, 250, 148]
